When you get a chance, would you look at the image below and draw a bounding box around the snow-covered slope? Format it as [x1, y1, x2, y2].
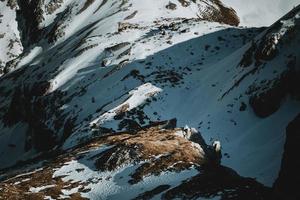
[0, 0, 300, 199]
[0, 0, 22, 74]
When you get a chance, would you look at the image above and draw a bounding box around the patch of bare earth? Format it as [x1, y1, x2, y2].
[95, 126, 206, 183]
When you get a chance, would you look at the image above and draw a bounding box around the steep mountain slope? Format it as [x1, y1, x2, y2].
[0, 0, 300, 199]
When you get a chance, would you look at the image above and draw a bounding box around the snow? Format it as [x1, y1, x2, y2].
[0, 0, 300, 194]
[0, 1, 22, 73]
[16, 46, 43, 68]
[90, 83, 162, 126]
[44, 196, 55, 200]
[29, 185, 56, 193]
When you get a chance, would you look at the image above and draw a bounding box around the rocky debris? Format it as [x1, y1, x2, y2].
[273, 113, 300, 200]
[118, 22, 140, 32]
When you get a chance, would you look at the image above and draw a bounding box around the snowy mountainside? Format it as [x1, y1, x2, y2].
[0, 0, 300, 199]
[0, 0, 241, 168]
[0, 0, 22, 74]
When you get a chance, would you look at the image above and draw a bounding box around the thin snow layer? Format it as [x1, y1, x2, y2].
[222, 0, 300, 27]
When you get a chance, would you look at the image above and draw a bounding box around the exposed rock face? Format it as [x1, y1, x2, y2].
[273, 114, 300, 200]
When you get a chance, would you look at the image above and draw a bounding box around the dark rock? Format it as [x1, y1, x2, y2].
[249, 67, 300, 118]
[166, 2, 177, 10]
[162, 166, 272, 200]
[94, 144, 141, 171]
[133, 185, 171, 200]
[118, 119, 142, 133]
[239, 41, 257, 67]
[145, 118, 177, 130]
[239, 102, 247, 111]
[273, 113, 300, 200]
